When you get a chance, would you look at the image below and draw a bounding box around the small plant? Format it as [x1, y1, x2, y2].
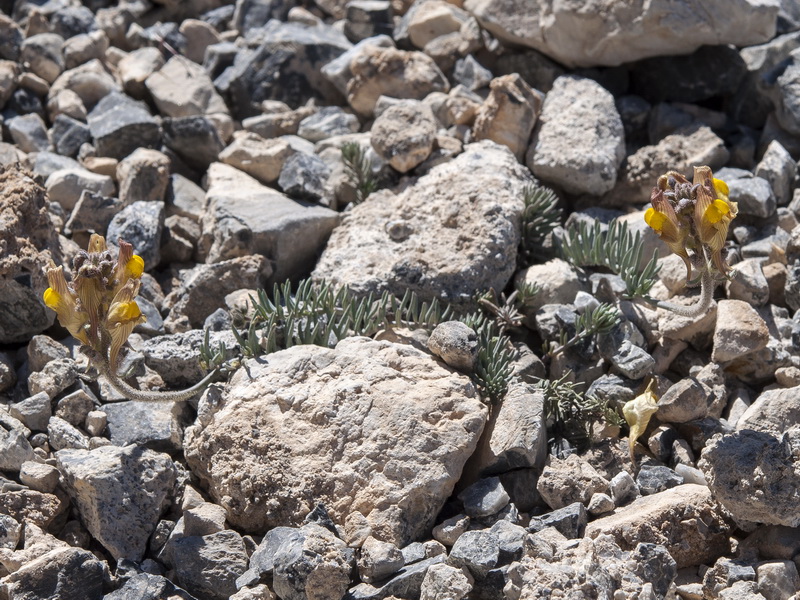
[472, 322, 516, 404]
[643, 166, 738, 318]
[538, 373, 621, 452]
[559, 218, 661, 300]
[546, 303, 621, 358]
[518, 183, 562, 266]
[43, 235, 218, 402]
[341, 142, 379, 205]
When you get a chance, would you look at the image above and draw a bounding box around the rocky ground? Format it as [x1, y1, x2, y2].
[2, 0, 800, 599]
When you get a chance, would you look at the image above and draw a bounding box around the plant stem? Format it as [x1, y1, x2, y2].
[99, 360, 219, 403]
[655, 268, 714, 318]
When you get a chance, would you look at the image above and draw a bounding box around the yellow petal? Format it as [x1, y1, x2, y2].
[107, 300, 142, 324]
[713, 178, 729, 198]
[127, 255, 144, 278]
[704, 199, 730, 224]
[644, 207, 666, 232]
[43, 287, 61, 310]
[622, 380, 659, 464]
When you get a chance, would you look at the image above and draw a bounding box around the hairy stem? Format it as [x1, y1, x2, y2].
[656, 268, 714, 318]
[99, 360, 219, 403]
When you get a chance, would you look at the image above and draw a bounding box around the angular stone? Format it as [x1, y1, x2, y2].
[347, 46, 449, 116]
[516, 259, 585, 314]
[474, 73, 542, 162]
[8, 392, 51, 432]
[107, 200, 164, 269]
[103, 400, 191, 452]
[0, 490, 64, 529]
[458, 477, 510, 518]
[358, 535, 405, 584]
[56, 444, 177, 561]
[20, 33, 64, 83]
[536, 453, 609, 510]
[463, 0, 777, 68]
[1, 547, 105, 600]
[737, 386, 800, 438]
[657, 377, 712, 424]
[162, 115, 225, 171]
[102, 571, 197, 600]
[314, 141, 531, 305]
[277, 151, 331, 201]
[586, 484, 733, 569]
[141, 329, 236, 388]
[527, 502, 587, 539]
[755, 140, 796, 206]
[199, 162, 339, 283]
[146, 55, 229, 118]
[64, 191, 122, 236]
[219, 132, 293, 184]
[172, 530, 249, 600]
[19, 461, 60, 494]
[448, 530, 499, 579]
[87, 91, 161, 159]
[0, 427, 36, 471]
[728, 176, 777, 219]
[420, 563, 473, 600]
[711, 300, 771, 363]
[48, 416, 90, 451]
[699, 427, 800, 527]
[184, 338, 487, 546]
[298, 106, 360, 142]
[347, 555, 446, 600]
[45, 167, 115, 211]
[7, 113, 51, 153]
[116, 148, 171, 206]
[635, 465, 684, 495]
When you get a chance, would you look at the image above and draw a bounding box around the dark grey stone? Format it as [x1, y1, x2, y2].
[104, 571, 198, 600]
[32, 151, 82, 178]
[630, 45, 746, 103]
[453, 54, 493, 91]
[203, 41, 239, 80]
[7, 113, 51, 152]
[87, 92, 161, 160]
[458, 476, 510, 518]
[615, 94, 651, 148]
[52, 114, 91, 158]
[203, 308, 232, 332]
[103, 400, 191, 452]
[162, 115, 224, 171]
[303, 503, 340, 536]
[234, 0, 294, 35]
[727, 176, 777, 218]
[400, 542, 426, 565]
[202, 5, 236, 30]
[636, 465, 684, 496]
[534, 304, 578, 341]
[219, 20, 351, 119]
[0, 15, 23, 61]
[345, 555, 446, 600]
[344, 0, 393, 43]
[675, 418, 733, 454]
[448, 529, 499, 579]
[298, 106, 360, 142]
[2, 547, 104, 600]
[527, 502, 587, 539]
[278, 152, 331, 201]
[489, 520, 526, 564]
[64, 191, 122, 237]
[239, 526, 303, 585]
[6, 88, 45, 119]
[631, 543, 678, 599]
[586, 374, 638, 406]
[173, 530, 249, 600]
[107, 201, 164, 269]
[51, 5, 97, 38]
[470, 566, 512, 600]
[646, 102, 695, 144]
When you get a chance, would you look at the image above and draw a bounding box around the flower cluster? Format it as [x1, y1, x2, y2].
[644, 165, 738, 282]
[43, 234, 146, 370]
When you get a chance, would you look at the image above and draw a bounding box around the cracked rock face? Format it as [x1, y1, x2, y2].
[312, 140, 532, 306]
[184, 337, 487, 546]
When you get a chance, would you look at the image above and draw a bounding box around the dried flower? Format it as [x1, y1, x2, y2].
[622, 379, 659, 465]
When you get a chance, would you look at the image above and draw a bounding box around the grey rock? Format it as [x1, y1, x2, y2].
[278, 151, 331, 201]
[345, 0, 393, 42]
[104, 571, 197, 600]
[657, 377, 712, 424]
[636, 465, 684, 495]
[272, 522, 353, 600]
[432, 514, 470, 547]
[728, 176, 777, 219]
[1, 547, 104, 600]
[46, 168, 115, 212]
[448, 530, 499, 579]
[221, 20, 352, 119]
[219, 133, 292, 185]
[703, 557, 757, 597]
[0, 426, 36, 471]
[419, 563, 473, 600]
[587, 492, 615, 516]
[756, 560, 800, 600]
[527, 502, 587, 539]
[314, 141, 531, 305]
[107, 201, 165, 269]
[7, 113, 51, 153]
[370, 100, 436, 173]
[358, 535, 405, 584]
[104, 400, 191, 452]
[20, 33, 64, 83]
[51, 114, 90, 157]
[700, 427, 800, 527]
[56, 444, 177, 560]
[755, 140, 796, 206]
[173, 530, 249, 600]
[0, 14, 23, 61]
[9, 392, 52, 432]
[609, 470, 640, 506]
[162, 115, 225, 171]
[19, 461, 60, 494]
[298, 106, 360, 142]
[427, 321, 478, 372]
[536, 453, 609, 510]
[597, 324, 655, 380]
[87, 91, 161, 160]
[458, 477, 510, 518]
[51, 5, 96, 38]
[55, 389, 95, 428]
[64, 191, 122, 237]
[146, 55, 228, 119]
[726, 258, 770, 306]
[200, 162, 339, 284]
[167, 173, 206, 221]
[117, 148, 171, 206]
[527, 75, 624, 196]
[321, 35, 394, 96]
[489, 519, 526, 563]
[631, 543, 678, 599]
[234, 0, 294, 35]
[0, 513, 21, 549]
[346, 555, 446, 600]
[453, 54, 493, 90]
[238, 526, 301, 586]
[164, 255, 271, 329]
[141, 329, 236, 388]
[0, 350, 16, 393]
[400, 542, 426, 565]
[737, 386, 800, 438]
[48, 416, 90, 451]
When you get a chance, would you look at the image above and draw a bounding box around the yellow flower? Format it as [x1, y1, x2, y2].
[106, 281, 146, 369]
[622, 379, 659, 464]
[693, 166, 738, 275]
[645, 187, 693, 281]
[43, 265, 90, 345]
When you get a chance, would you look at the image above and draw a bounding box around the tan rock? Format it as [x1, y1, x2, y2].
[116, 148, 171, 206]
[473, 74, 543, 162]
[370, 100, 436, 172]
[184, 337, 488, 546]
[536, 453, 609, 510]
[219, 132, 293, 184]
[146, 55, 229, 118]
[347, 46, 449, 116]
[179, 19, 221, 64]
[711, 299, 770, 363]
[515, 258, 586, 314]
[585, 484, 733, 568]
[407, 0, 470, 49]
[117, 47, 165, 99]
[48, 59, 121, 110]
